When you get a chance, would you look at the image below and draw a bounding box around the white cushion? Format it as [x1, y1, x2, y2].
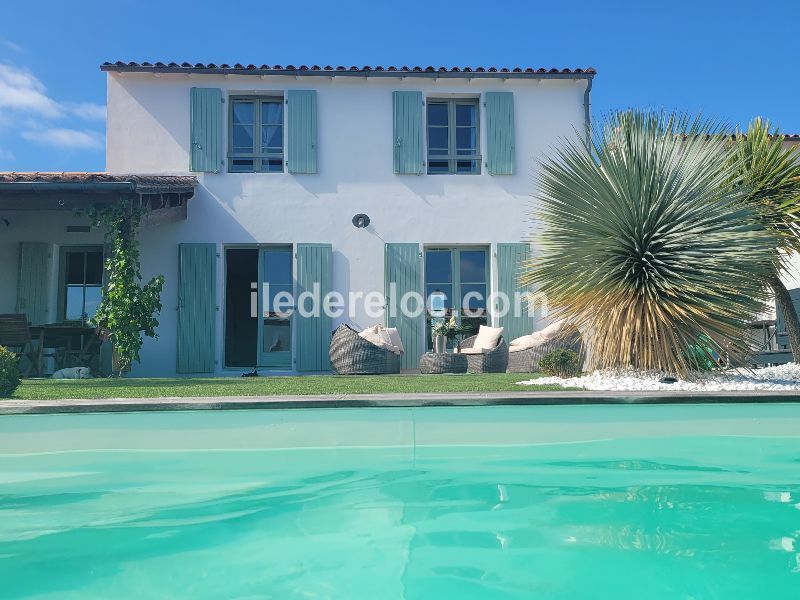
[509, 334, 547, 352]
[358, 325, 382, 344]
[382, 327, 405, 354]
[459, 347, 486, 355]
[536, 319, 566, 341]
[358, 325, 402, 355]
[472, 325, 504, 350]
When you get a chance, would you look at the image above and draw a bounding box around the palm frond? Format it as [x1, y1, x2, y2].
[523, 109, 777, 376]
[730, 117, 800, 258]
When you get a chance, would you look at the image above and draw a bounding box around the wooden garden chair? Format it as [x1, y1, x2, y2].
[0, 314, 53, 377]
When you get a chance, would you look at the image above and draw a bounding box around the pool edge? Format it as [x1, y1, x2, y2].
[2, 390, 799, 415]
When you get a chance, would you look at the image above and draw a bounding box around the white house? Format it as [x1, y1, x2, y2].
[0, 62, 596, 376]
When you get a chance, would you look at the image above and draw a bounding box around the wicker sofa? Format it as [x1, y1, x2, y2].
[459, 334, 509, 373]
[328, 324, 402, 375]
[506, 330, 584, 373]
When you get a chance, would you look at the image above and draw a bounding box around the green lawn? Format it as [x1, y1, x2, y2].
[10, 373, 568, 400]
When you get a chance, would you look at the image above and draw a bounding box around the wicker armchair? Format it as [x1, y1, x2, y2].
[459, 334, 508, 373]
[328, 324, 402, 375]
[507, 330, 585, 373]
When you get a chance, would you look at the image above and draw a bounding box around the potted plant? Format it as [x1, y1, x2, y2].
[431, 315, 463, 354]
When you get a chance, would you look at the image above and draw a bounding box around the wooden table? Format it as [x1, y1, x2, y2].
[28, 324, 102, 373]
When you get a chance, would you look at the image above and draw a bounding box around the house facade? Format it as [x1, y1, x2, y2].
[0, 63, 595, 376]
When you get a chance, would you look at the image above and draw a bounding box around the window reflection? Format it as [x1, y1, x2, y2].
[63, 248, 103, 322]
[424, 247, 488, 348]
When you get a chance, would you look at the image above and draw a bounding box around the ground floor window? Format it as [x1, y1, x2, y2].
[424, 246, 489, 349]
[224, 246, 293, 369]
[59, 246, 103, 322]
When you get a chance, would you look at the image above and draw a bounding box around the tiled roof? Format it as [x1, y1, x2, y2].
[678, 134, 800, 142]
[0, 172, 197, 193]
[101, 62, 596, 79]
[728, 134, 800, 141]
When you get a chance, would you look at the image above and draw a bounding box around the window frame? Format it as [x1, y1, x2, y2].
[227, 95, 285, 173]
[426, 98, 481, 175]
[57, 245, 105, 323]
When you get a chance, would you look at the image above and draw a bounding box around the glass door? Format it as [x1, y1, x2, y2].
[257, 247, 293, 369]
[424, 247, 489, 349]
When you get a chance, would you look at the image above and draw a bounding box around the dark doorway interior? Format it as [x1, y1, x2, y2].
[225, 248, 258, 367]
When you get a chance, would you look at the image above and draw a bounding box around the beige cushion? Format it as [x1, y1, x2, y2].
[472, 325, 504, 350]
[459, 347, 486, 355]
[358, 325, 402, 355]
[536, 319, 566, 341]
[358, 325, 382, 345]
[382, 327, 405, 354]
[509, 334, 547, 352]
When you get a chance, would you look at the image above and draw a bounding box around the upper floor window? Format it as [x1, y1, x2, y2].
[228, 96, 284, 173]
[427, 99, 480, 174]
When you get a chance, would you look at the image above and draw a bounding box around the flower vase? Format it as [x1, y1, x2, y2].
[434, 335, 447, 354]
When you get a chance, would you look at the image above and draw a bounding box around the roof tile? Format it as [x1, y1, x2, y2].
[0, 172, 197, 191]
[100, 62, 597, 78]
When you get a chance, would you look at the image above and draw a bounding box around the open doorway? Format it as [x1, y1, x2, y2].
[225, 248, 258, 367]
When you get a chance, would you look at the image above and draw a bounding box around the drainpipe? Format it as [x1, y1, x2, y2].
[583, 77, 593, 144]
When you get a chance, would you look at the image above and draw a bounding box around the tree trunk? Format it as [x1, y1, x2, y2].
[767, 274, 800, 362]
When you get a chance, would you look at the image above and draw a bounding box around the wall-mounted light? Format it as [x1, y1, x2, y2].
[352, 213, 370, 228]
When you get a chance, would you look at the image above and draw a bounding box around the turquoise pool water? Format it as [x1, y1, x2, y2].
[1, 404, 799, 599]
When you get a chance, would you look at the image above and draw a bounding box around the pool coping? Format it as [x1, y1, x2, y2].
[1, 390, 799, 414]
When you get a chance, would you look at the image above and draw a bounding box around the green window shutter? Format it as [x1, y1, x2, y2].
[485, 92, 515, 175]
[177, 243, 217, 373]
[190, 87, 223, 173]
[296, 243, 332, 371]
[385, 243, 423, 369]
[287, 90, 317, 174]
[496, 243, 534, 341]
[16, 242, 53, 326]
[393, 91, 423, 174]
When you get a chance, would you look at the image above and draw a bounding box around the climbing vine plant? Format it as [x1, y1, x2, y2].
[86, 198, 164, 375]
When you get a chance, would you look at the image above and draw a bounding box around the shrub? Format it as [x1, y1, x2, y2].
[539, 349, 582, 378]
[682, 335, 719, 371]
[0, 346, 21, 398]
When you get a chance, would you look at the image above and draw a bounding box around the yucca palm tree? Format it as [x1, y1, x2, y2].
[523, 110, 777, 376]
[731, 119, 800, 360]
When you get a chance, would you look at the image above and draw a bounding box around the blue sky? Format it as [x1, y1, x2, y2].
[1, 0, 797, 172]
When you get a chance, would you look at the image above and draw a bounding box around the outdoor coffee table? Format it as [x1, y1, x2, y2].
[419, 352, 468, 374]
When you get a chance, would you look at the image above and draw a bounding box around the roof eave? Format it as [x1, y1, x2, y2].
[100, 65, 596, 80]
[0, 181, 136, 194]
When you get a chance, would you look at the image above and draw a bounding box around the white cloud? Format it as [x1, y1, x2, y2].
[0, 63, 106, 156]
[0, 65, 107, 123]
[0, 63, 62, 117]
[21, 128, 103, 150]
[1, 40, 23, 53]
[64, 101, 106, 121]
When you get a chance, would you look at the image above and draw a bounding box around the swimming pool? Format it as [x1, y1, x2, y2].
[1, 404, 799, 599]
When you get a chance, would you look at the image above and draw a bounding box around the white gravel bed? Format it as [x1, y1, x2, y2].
[518, 363, 800, 392]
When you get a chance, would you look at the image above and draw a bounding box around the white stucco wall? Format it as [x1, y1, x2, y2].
[104, 72, 589, 375]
